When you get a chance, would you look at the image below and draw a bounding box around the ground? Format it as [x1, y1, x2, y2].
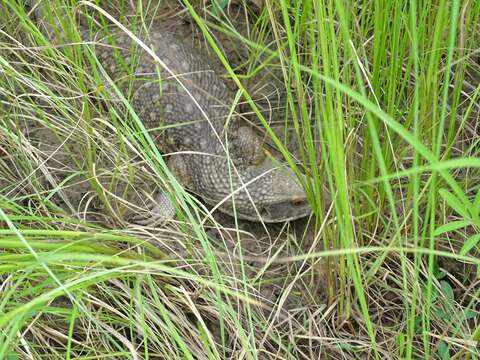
[0, 0, 479, 359]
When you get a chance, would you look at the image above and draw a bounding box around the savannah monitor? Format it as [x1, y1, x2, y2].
[28, 7, 312, 223]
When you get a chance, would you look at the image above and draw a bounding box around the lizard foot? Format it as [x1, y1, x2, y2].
[127, 190, 176, 226]
[229, 126, 266, 165]
[126, 155, 192, 226]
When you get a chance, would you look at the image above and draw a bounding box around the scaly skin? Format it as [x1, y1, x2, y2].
[89, 30, 311, 222]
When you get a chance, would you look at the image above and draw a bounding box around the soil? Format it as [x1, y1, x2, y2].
[3, 1, 478, 358]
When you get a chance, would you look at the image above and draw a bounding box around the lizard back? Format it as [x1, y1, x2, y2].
[92, 30, 236, 155]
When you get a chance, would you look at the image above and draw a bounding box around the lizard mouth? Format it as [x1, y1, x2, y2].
[215, 197, 312, 223]
[258, 198, 312, 223]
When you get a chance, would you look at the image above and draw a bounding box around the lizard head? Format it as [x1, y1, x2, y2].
[216, 158, 312, 223]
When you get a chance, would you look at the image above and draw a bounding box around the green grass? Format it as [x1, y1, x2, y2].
[1, 0, 479, 358]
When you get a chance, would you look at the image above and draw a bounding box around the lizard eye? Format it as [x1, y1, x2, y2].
[291, 199, 306, 207]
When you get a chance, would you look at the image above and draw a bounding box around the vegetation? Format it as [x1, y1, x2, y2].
[0, 0, 479, 358]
